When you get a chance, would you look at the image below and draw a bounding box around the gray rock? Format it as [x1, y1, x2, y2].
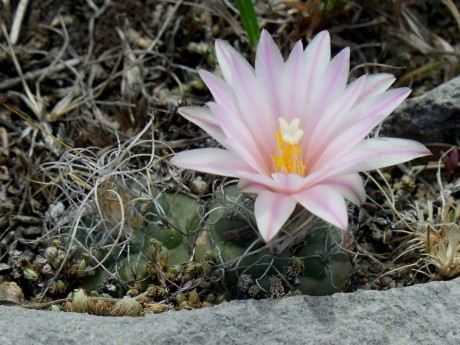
[0, 278, 459, 345]
[382, 76, 460, 144]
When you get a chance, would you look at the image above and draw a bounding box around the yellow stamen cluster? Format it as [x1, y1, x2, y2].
[271, 118, 306, 175]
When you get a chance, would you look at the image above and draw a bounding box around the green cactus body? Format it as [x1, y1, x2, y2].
[195, 183, 352, 297]
[79, 192, 202, 291]
[137, 192, 202, 265]
[294, 226, 352, 295]
[194, 184, 292, 296]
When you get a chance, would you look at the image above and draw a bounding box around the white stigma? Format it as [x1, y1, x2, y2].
[278, 118, 304, 145]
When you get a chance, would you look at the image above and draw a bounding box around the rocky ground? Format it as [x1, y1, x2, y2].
[0, 0, 459, 316]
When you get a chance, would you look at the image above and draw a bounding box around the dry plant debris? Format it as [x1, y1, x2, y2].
[0, 0, 459, 315]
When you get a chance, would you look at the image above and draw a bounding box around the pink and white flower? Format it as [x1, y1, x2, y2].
[171, 30, 430, 243]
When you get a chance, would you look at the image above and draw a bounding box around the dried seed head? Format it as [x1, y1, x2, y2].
[71, 289, 89, 313]
[204, 294, 216, 304]
[237, 274, 254, 293]
[203, 250, 218, 263]
[52, 253, 65, 269]
[62, 301, 73, 312]
[147, 285, 166, 299]
[178, 301, 192, 310]
[270, 276, 286, 299]
[175, 293, 187, 304]
[248, 285, 264, 299]
[188, 289, 201, 308]
[77, 259, 87, 271]
[285, 256, 305, 286]
[148, 239, 165, 260]
[110, 298, 142, 317]
[156, 251, 170, 272]
[127, 287, 140, 297]
[166, 264, 182, 281]
[49, 280, 68, 295]
[40, 263, 54, 276]
[23, 267, 39, 281]
[183, 262, 203, 281]
[145, 302, 168, 314]
[88, 299, 111, 316]
[44, 247, 59, 262]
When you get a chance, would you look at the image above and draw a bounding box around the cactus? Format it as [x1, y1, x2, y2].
[194, 182, 353, 297]
[44, 178, 352, 312]
[117, 191, 202, 282]
[294, 226, 353, 295]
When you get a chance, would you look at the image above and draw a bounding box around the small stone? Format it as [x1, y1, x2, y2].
[0, 281, 24, 304]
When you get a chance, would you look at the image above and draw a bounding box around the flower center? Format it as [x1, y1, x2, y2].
[271, 118, 306, 176]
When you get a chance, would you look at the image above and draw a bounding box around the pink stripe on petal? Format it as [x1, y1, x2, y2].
[357, 73, 396, 103]
[303, 31, 331, 124]
[319, 48, 350, 97]
[294, 185, 348, 230]
[310, 116, 382, 171]
[310, 89, 412, 162]
[238, 174, 278, 194]
[303, 75, 366, 160]
[325, 138, 431, 178]
[170, 148, 254, 177]
[255, 30, 284, 117]
[321, 174, 366, 205]
[237, 171, 306, 194]
[199, 70, 237, 112]
[282, 40, 308, 120]
[225, 50, 278, 160]
[346, 87, 411, 127]
[254, 191, 297, 243]
[178, 106, 226, 145]
[208, 102, 270, 175]
[308, 48, 350, 129]
[215, 39, 255, 86]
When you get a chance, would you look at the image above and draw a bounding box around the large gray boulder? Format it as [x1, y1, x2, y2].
[0, 278, 459, 345]
[382, 76, 460, 144]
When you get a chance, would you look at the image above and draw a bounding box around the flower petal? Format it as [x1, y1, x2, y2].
[171, 148, 254, 177]
[216, 41, 278, 162]
[177, 106, 226, 145]
[215, 39, 254, 86]
[199, 70, 238, 112]
[321, 174, 366, 205]
[356, 73, 396, 103]
[308, 87, 411, 171]
[305, 48, 350, 141]
[303, 75, 366, 165]
[302, 31, 331, 123]
[208, 102, 270, 174]
[294, 185, 348, 230]
[341, 87, 411, 131]
[254, 191, 297, 243]
[281, 40, 308, 120]
[237, 171, 306, 194]
[255, 30, 285, 117]
[326, 138, 431, 177]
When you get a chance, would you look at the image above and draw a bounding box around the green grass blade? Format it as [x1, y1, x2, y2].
[235, 0, 260, 45]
